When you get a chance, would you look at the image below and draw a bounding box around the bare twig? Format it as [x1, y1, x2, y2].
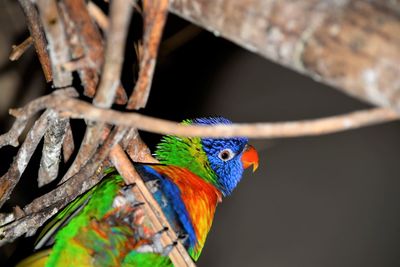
[18, 0, 52, 82]
[62, 0, 133, 182]
[35, 0, 74, 185]
[0, 127, 129, 246]
[38, 113, 69, 187]
[87, 1, 109, 31]
[36, 0, 72, 87]
[0, 88, 78, 149]
[0, 110, 54, 209]
[62, 122, 75, 163]
[9, 36, 33, 61]
[93, 0, 132, 107]
[24, 127, 127, 215]
[5, 93, 400, 139]
[60, 123, 109, 183]
[60, 0, 104, 98]
[110, 145, 195, 267]
[127, 0, 169, 109]
[0, 203, 61, 244]
[121, 129, 158, 163]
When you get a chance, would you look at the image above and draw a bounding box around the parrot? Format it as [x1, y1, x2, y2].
[16, 117, 259, 266]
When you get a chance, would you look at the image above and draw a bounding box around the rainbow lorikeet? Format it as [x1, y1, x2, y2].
[17, 117, 259, 266]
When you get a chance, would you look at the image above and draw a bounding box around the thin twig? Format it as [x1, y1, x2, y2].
[4, 93, 400, 139]
[121, 129, 158, 163]
[93, 0, 132, 107]
[18, 0, 52, 82]
[60, 0, 104, 98]
[110, 145, 195, 267]
[0, 203, 61, 245]
[87, 1, 109, 31]
[38, 112, 69, 187]
[0, 127, 129, 246]
[61, 0, 133, 182]
[0, 110, 55, 209]
[127, 0, 169, 109]
[0, 88, 77, 149]
[9, 36, 33, 61]
[36, 0, 72, 87]
[62, 121, 75, 163]
[24, 127, 127, 215]
[35, 0, 74, 186]
[60, 123, 109, 183]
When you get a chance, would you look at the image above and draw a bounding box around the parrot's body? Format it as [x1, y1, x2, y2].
[17, 117, 259, 266]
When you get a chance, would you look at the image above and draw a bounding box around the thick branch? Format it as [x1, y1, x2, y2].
[169, 0, 400, 110]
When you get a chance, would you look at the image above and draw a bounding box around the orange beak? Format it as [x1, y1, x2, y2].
[241, 144, 259, 172]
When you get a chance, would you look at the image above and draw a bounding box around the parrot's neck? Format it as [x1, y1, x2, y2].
[150, 165, 222, 260]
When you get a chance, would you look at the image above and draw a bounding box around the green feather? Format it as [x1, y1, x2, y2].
[45, 173, 124, 266]
[155, 120, 218, 185]
[123, 252, 172, 267]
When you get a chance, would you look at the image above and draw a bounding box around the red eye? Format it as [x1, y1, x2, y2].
[218, 149, 235, 161]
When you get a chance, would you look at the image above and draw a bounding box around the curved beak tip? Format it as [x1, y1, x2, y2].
[241, 145, 259, 172]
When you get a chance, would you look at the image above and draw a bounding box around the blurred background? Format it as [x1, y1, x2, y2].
[1, 1, 400, 266]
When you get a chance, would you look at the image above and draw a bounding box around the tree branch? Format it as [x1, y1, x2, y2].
[169, 0, 400, 111]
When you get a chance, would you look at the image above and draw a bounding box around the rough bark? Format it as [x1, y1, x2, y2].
[169, 0, 400, 110]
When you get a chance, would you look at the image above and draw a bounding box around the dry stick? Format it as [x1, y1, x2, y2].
[61, 0, 133, 183]
[88, 1, 109, 31]
[18, 0, 52, 82]
[38, 111, 68, 187]
[24, 127, 127, 215]
[53, 97, 400, 138]
[9, 36, 33, 61]
[0, 127, 128, 245]
[5, 94, 400, 139]
[62, 122, 75, 163]
[121, 129, 158, 163]
[60, 0, 104, 98]
[110, 145, 195, 267]
[35, 0, 74, 186]
[0, 88, 78, 149]
[83, 1, 128, 105]
[127, 0, 169, 109]
[36, 0, 72, 87]
[93, 0, 132, 108]
[0, 110, 54, 209]
[0, 202, 61, 245]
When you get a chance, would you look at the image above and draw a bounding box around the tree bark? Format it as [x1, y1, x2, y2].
[169, 0, 400, 110]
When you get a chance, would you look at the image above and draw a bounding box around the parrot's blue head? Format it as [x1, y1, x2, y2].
[155, 117, 259, 197]
[193, 117, 258, 196]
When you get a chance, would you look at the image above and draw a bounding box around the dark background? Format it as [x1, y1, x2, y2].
[1, 1, 400, 266]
